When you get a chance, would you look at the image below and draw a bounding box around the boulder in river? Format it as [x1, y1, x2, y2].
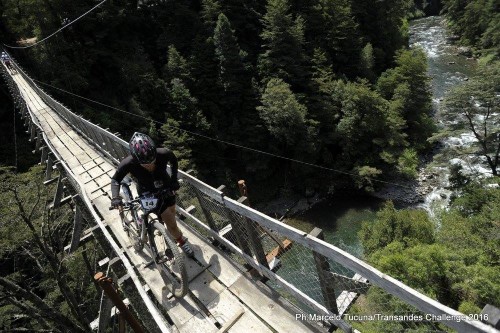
[457, 46, 472, 57]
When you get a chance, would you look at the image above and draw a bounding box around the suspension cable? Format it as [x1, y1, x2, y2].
[33, 78, 415, 189]
[3, 0, 107, 50]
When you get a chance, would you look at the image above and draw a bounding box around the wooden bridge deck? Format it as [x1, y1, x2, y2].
[9, 68, 324, 333]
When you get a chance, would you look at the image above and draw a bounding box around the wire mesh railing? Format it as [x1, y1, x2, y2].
[3, 51, 498, 333]
[1, 53, 171, 333]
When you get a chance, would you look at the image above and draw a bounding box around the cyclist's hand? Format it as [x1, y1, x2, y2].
[170, 179, 180, 191]
[111, 197, 123, 209]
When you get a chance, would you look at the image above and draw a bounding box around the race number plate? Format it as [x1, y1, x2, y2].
[141, 197, 158, 210]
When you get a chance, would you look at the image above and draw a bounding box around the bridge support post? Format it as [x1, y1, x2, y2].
[34, 131, 42, 152]
[40, 146, 48, 165]
[94, 272, 145, 333]
[185, 170, 219, 231]
[68, 198, 84, 253]
[51, 174, 65, 209]
[29, 123, 36, 142]
[309, 227, 339, 315]
[45, 155, 54, 181]
[237, 196, 269, 271]
[229, 209, 253, 259]
[193, 188, 219, 231]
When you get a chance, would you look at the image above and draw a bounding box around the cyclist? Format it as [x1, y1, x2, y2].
[110, 132, 194, 257]
[2, 53, 15, 74]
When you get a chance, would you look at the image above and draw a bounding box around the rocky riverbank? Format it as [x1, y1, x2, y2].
[256, 192, 323, 220]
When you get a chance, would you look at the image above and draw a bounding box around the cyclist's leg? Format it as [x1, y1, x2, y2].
[159, 199, 194, 256]
[160, 204, 182, 240]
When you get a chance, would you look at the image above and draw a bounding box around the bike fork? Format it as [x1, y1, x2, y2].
[145, 216, 162, 267]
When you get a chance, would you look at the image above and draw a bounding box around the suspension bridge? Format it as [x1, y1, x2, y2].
[1, 54, 498, 333]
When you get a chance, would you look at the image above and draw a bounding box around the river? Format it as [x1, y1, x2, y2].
[285, 16, 477, 257]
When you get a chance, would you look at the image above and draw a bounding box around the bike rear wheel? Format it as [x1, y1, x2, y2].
[151, 221, 188, 298]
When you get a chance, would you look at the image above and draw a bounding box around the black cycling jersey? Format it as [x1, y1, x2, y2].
[110, 148, 178, 199]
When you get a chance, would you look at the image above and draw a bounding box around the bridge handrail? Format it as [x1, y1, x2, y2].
[1, 60, 171, 333]
[4, 52, 498, 333]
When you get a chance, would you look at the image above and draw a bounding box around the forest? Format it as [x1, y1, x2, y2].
[0, 0, 438, 199]
[0, 0, 498, 331]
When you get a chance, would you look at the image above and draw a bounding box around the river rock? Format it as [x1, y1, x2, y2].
[457, 46, 472, 57]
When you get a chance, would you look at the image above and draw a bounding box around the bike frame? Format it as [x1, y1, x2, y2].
[120, 182, 172, 262]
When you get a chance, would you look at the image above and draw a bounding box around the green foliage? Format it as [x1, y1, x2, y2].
[354, 166, 383, 192]
[361, 184, 500, 312]
[397, 148, 418, 178]
[257, 78, 308, 146]
[0, 167, 101, 332]
[162, 78, 210, 170]
[258, 0, 309, 90]
[313, 0, 362, 77]
[351, 0, 412, 72]
[336, 80, 390, 165]
[442, 63, 500, 175]
[359, 201, 434, 255]
[370, 243, 455, 300]
[443, 0, 499, 54]
[164, 45, 190, 83]
[377, 48, 434, 150]
[0, 0, 433, 198]
[360, 43, 376, 81]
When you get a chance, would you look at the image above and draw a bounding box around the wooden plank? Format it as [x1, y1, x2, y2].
[176, 206, 352, 331]
[179, 223, 243, 288]
[223, 311, 272, 333]
[228, 275, 323, 333]
[91, 194, 217, 333]
[215, 308, 244, 333]
[266, 239, 292, 262]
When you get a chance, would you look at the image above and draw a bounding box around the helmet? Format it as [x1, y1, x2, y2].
[129, 132, 157, 164]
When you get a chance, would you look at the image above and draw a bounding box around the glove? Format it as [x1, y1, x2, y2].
[111, 197, 123, 208]
[170, 179, 180, 191]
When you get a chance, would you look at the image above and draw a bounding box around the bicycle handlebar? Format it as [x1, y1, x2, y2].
[109, 188, 174, 211]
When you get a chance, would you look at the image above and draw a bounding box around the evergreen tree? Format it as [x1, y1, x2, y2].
[336, 80, 390, 167]
[162, 79, 210, 170]
[352, 0, 411, 72]
[315, 0, 362, 77]
[164, 45, 191, 84]
[257, 78, 310, 148]
[201, 0, 223, 32]
[377, 48, 434, 150]
[213, 14, 246, 110]
[219, 0, 265, 60]
[360, 42, 376, 81]
[258, 0, 309, 92]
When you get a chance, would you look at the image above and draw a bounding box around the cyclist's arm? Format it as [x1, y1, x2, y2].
[164, 149, 178, 181]
[111, 156, 133, 198]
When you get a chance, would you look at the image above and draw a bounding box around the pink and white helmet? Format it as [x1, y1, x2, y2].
[129, 132, 157, 164]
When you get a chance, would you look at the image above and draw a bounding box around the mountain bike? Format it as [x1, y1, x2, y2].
[110, 179, 188, 298]
[4, 60, 17, 74]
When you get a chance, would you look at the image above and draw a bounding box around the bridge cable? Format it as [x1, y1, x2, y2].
[33, 78, 415, 190]
[3, 0, 107, 49]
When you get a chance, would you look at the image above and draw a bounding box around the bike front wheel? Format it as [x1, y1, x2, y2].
[123, 210, 143, 251]
[151, 221, 188, 298]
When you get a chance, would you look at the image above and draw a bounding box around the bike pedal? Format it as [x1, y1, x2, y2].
[156, 255, 172, 265]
